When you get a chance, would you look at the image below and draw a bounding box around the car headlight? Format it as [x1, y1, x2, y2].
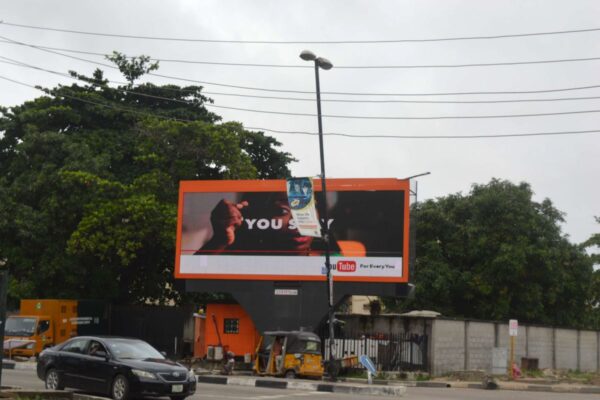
[131, 369, 158, 380]
[188, 369, 195, 380]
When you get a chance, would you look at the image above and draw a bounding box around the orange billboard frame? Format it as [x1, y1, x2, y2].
[175, 178, 410, 283]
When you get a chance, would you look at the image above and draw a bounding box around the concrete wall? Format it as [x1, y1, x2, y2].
[335, 314, 600, 375]
[430, 319, 600, 376]
[465, 321, 495, 371]
[431, 319, 465, 375]
[526, 326, 553, 369]
[555, 328, 578, 370]
[579, 330, 599, 371]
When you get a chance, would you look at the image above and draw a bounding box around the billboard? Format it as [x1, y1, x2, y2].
[175, 179, 410, 282]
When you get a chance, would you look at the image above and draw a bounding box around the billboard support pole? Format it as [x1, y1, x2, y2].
[300, 50, 336, 380]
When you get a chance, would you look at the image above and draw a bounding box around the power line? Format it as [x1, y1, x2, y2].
[3, 59, 600, 121]
[0, 74, 193, 122]
[4, 56, 600, 105]
[3, 34, 600, 97]
[245, 126, 600, 139]
[2, 38, 600, 69]
[1, 73, 599, 140]
[2, 57, 600, 121]
[2, 20, 600, 44]
[207, 103, 600, 120]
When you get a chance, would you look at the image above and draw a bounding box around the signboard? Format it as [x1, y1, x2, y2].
[286, 177, 321, 237]
[359, 355, 377, 374]
[274, 289, 298, 296]
[509, 319, 518, 336]
[175, 178, 409, 282]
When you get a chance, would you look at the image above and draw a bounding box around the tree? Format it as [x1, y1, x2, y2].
[583, 217, 600, 328]
[0, 53, 294, 305]
[388, 179, 594, 328]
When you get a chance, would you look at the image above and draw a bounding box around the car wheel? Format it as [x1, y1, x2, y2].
[45, 368, 64, 390]
[111, 374, 130, 400]
[285, 370, 296, 379]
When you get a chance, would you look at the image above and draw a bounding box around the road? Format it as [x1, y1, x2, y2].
[3, 368, 600, 400]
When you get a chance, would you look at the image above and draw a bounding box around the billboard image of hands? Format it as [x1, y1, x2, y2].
[176, 179, 409, 282]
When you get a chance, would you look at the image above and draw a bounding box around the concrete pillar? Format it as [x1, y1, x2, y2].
[494, 323, 499, 347]
[464, 320, 469, 370]
[430, 319, 437, 375]
[577, 329, 581, 371]
[552, 327, 556, 370]
[525, 325, 529, 358]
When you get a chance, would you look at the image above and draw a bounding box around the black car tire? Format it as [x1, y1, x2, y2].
[111, 374, 130, 400]
[45, 368, 64, 390]
[285, 370, 296, 379]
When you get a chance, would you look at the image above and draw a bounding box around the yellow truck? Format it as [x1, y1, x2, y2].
[4, 299, 106, 358]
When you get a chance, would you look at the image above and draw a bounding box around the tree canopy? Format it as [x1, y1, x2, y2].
[388, 179, 595, 328]
[0, 54, 293, 305]
[584, 217, 600, 328]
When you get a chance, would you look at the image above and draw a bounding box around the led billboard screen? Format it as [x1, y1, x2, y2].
[175, 179, 409, 282]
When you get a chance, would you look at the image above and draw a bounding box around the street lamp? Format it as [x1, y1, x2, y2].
[299, 50, 337, 379]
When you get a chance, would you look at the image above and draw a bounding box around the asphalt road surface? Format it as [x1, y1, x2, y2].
[3, 368, 600, 400]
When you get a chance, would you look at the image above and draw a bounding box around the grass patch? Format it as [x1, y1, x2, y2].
[522, 369, 544, 378]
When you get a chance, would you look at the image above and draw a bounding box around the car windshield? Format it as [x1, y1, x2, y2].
[5, 317, 36, 337]
[304, 340, 320, 352]
[105, 339, 164, 360]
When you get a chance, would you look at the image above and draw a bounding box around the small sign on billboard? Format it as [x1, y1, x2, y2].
[286, 177, 321, 238]
[274, 289, 298, 296]
[509, 319, 518, 336]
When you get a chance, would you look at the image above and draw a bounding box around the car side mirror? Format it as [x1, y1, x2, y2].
[160, 351, 167, 358]
[94, 350, 108, 359]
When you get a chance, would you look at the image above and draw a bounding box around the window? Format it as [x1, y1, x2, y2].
[223, 319, 239, 334]
[87, 340, 107, 357]
[61, 339, 89, 354]
[37, 320, 50, 334]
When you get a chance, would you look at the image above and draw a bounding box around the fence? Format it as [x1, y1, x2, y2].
[320, 330, 428, 372]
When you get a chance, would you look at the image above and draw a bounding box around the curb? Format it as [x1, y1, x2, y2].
[2, 359, 16, 370]
[2, 359, 37, 370]
[447, 381, 600, 394]
[196, 375, 406, 396]
[342, 378, 450, 388]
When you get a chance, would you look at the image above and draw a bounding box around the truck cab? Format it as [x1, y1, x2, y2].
[4, 315, 53, 357]
[4, 299, 78, 358]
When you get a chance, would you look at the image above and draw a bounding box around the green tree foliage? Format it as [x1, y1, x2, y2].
[0, 53, 293, 305]
[389, 179, 594, 328]
[584, 217, 600, 328]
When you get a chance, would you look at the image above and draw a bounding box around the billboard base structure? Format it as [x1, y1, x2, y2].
[185, 279, 414, 333]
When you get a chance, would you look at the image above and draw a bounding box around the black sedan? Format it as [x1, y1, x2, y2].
[37, 336, 196, 400]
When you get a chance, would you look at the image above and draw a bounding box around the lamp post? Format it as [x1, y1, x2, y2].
[299, 50, 337, 378]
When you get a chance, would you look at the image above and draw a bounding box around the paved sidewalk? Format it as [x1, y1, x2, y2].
[450, 380, 600, 394]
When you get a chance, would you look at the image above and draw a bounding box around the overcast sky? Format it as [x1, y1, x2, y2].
[1, 0, 599, 244]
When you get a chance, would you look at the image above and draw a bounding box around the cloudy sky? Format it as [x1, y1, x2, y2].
[1, 0, 599, 244]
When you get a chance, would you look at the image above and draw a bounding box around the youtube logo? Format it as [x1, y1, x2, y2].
[337, 260, 356, 272]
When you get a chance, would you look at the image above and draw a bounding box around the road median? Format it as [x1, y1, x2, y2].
[196, 374, 406, 396]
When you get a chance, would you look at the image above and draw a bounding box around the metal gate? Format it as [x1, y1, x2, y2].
[320, 331, 428, 372]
